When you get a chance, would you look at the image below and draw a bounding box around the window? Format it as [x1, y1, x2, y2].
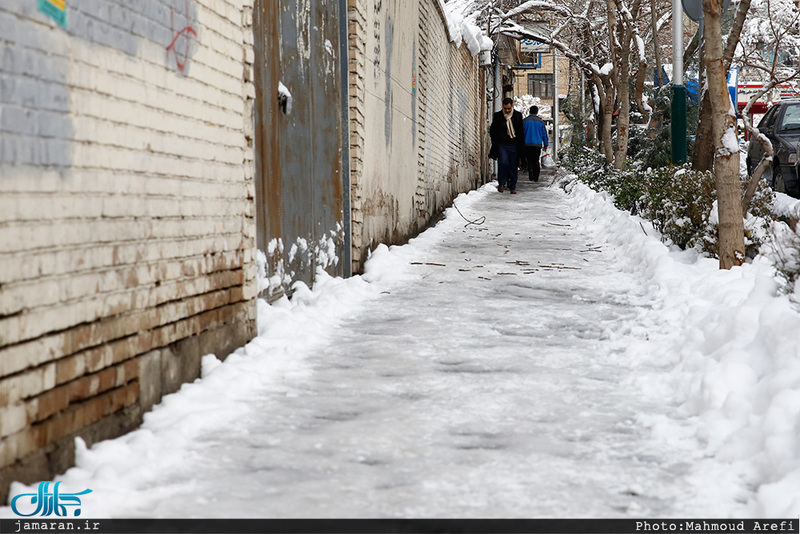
[527, 73, 554, 98]
[519, 52, 542, 68]
[779, 104, 800, 132]
[759, 106, 778, 129]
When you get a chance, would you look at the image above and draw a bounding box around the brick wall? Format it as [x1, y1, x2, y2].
[347, 0, 487, 273]
[415, 0, 483, 232]
[347, 0, 368, 268]
[0, 0, 257, 500]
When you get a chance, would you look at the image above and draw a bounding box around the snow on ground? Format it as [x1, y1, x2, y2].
[774, 191, 800, 221]
[3, 173, 800, 518]
[561, 178, 800, 516]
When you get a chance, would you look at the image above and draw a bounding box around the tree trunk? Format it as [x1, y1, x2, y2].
[693, 91, 715, 171]
[723, 0, 752, 68]
[616, 0, 646, 166]
[651, 0, 663, 86]
[606, 0, 619, 166]
[600, 77, 615, 165]
[634, 63, 651, 127]
[703, 0, 745, 269]
[693, 30, 715, 172]
[614, 35, 632, 169]
[693, 0, 752, 172]
[588, 80, 599, 147]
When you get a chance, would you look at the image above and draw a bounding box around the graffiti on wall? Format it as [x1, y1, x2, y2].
[37, 0, 66, 28]
[373, 0, 382, 80]
[166, 0, 197, 73]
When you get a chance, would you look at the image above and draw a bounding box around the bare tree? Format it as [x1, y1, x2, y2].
[489, 0, 655, 168]
[651, 0, 665, 87]
[616, 0, 651, 165]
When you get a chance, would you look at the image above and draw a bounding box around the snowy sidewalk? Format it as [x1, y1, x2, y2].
[5, 171, 799, 518]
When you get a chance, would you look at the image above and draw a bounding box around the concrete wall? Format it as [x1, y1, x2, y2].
[0, 0, 257, 501]
[347, 0, 486, 273]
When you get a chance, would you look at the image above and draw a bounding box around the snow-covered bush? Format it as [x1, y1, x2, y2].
[563, 159, 775, 260]
[762, 221, 800, 299]
[563, 144, 607, 185]
[627, 121, 672, 169]
[563, 149, 644, 216]
[600, 167, 643, 213]
[626, 84, 700, 170]
[637, 165, 716, 251]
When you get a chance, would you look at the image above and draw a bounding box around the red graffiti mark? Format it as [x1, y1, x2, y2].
[166, 0, 196, 72]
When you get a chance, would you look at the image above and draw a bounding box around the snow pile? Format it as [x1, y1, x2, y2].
[562, 178, 800, 516]
[514, 94, 551, 119]
[773, 192, 800, 221]
[256, 231, 343, 303]
[3, 268, 385, 518]
[277, 81, 292, 115]
[255, 249, 271, 295]
[259, 241, 292, 299]
[442, 0, 493, 56]
[719, 128, 740, 157]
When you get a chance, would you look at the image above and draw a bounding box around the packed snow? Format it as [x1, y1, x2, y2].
[277, 81, 293, 115]
[442, 0, 493, 56]
[3, 171, 800, 518]
[774, 192, 800, 221]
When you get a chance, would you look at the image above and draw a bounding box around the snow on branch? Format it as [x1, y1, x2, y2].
[500, 0, 574, 22]
[498, 19, 604, 77]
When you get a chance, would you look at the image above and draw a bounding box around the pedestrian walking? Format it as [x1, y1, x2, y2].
[489, 98, 524, 194]
[522, 105, 549, 182]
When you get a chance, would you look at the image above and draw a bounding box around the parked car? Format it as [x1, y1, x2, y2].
[746, 99, 800, 197]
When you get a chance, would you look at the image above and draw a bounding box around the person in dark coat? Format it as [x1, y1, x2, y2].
[522, 105, 549, 182]
[489, 98, 525, 194]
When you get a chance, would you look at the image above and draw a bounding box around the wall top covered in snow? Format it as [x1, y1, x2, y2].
[443, 0, 494, 57]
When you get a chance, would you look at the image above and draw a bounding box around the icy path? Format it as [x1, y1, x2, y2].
[224, 178, 694, 517]
[4, 173, 761, 518]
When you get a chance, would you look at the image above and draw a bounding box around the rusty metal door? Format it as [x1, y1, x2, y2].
[253, 0, 350, 299]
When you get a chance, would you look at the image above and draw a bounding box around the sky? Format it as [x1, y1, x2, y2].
[3, 170, 800, 519]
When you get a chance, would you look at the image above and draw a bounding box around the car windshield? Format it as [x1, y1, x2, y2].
[779, 103, 800, 132]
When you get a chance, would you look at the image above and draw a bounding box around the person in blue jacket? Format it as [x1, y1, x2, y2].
[522, 105, 549, 182]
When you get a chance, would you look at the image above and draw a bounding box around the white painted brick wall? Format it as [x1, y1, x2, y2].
[348, 0, 484, 272]
[0, 0, 257, 476]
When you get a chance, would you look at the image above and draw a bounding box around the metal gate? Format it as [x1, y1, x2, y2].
[253, 0, 350, 299]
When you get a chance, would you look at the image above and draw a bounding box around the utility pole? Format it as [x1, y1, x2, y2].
[488, 3, 500, 179]
[494, 51, 502, 113]
[580, 67, 585, 142]
[671, 0, 687, 164]
[553, 48, 559, 162]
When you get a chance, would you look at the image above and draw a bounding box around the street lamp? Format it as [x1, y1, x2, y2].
[672, 0, 687, 164]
